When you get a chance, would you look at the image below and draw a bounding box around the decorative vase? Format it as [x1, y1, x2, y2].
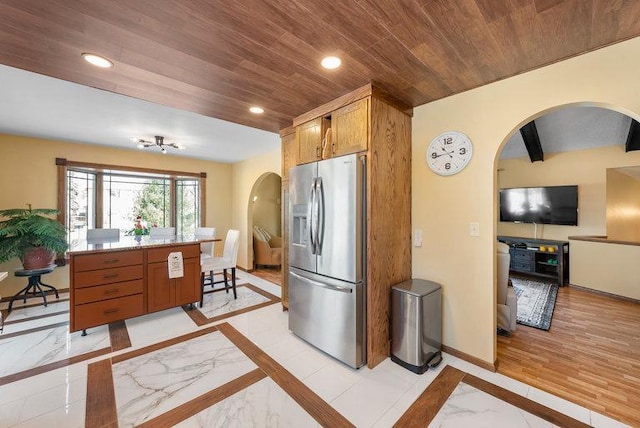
[21, 246, 55, 270]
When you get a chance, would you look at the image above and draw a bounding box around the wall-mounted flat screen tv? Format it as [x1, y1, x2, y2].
[499, 185, 578, 226]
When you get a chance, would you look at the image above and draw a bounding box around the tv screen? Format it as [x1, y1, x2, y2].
[499, 185, 578, 226]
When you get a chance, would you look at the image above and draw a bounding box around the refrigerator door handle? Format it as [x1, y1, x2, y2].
[308, 178, 316, 254]
[290, 271, 353, 294]
[315, 177, 324, 255]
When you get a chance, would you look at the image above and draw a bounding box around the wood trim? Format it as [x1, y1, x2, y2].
[441, 345, 497, 372]
[111, 324, 219, 364]
[61, 159, 203, 178]
[199, 175, 206, 227]
[0, 320, 70, 340]
[217, 322, 354, 427]
[393, 365, 466, 427]
[170, 177, 177, 228]
[370, 85, 413, 116]
[1, 309, 69, 326]
[462, 373, 591, 428]
[0, 347, 111, 387]
[95, 173, 104, 227]
[57, 161, 66, 225]
[279, 125, 295, 137]
[569, 235, 640, 246]
[293, 83, 372, 126]
[183, 283, 280, 327]
[136, 369, 267, 428]
[567, 283, 640, 304]
[108, 320, 132, 352]
[85, 359, 118, 428]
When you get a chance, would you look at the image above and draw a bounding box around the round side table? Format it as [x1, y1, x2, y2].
[9, 265, 59, 312]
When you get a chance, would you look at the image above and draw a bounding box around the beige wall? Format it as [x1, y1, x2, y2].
[606, 168, 640, 241]
[412, 36, 640, 365]
[0, 134, 232, 296]
[252, 173, 282, 238]
[498, 146, 640, 241]
[230, 149, 281, 270]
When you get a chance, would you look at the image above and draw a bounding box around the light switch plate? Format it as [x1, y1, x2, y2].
[414, 229, 423, 247]
[470, 222, 480, 237]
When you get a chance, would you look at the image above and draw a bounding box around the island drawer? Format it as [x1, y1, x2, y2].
[74, 279, 144, 304]
[74, 294, 144, 330]
[147, 244, 200, 263]
[73, 250, 143, 272]
[74, 265, 143, 288]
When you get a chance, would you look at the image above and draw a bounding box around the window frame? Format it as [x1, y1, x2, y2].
[56, 158, 207, 242]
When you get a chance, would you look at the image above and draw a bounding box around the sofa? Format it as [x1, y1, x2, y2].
[253, 225, 282, 269]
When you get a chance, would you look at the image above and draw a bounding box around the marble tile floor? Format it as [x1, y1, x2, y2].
[0, 270, 631, 427]
[198, 284, 275, 319]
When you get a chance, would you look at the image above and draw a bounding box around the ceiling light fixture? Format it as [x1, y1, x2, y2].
[81, 53, 114, 68]
[135, 135, 183, 154]
[321, 56, 342, 70]
[249, 106, 264, 114]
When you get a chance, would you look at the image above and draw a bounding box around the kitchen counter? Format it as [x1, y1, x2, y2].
[68, 234, 218, 255]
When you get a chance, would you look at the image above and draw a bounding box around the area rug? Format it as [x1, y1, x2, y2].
[511, 277, 558, 330]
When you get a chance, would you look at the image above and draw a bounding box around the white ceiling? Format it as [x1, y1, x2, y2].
[0, 64, 281, 164]
[0, 64, 633, 164]
[500, 107, 632, 159]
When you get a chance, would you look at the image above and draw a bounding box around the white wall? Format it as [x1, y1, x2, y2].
[412, 36, 640, 365]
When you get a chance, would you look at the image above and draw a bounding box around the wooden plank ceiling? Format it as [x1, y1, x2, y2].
[1, 0, 639, 133]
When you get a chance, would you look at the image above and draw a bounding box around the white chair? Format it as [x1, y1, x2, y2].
[86, 228, 120, 242]
[149, 227, 175, 238]
[200, 229, 240, 305]
[497, 242, 517, 334]
[195, 227, 217, 261]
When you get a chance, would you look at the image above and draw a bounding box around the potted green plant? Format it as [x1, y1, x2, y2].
[0, 204, 68, 270]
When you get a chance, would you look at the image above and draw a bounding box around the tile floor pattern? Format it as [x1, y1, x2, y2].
[0, 270, 631, 427]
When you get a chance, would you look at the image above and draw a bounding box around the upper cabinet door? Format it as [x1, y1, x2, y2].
[296, 117, 327, 165]
[331, 98, 369, 157]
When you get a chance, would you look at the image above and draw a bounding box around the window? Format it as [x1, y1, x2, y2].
[57, 159, 206, 244]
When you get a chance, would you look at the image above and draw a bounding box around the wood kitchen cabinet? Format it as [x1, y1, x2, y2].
[296, 117, 329, 164]
[283, 83, 412, 368]
[69, 239, 206, 332]
[147, 244, 200, 313]
[331, 97, 369, 157]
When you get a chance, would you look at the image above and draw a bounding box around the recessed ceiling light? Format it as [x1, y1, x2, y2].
[81, 53, 114, 68]
[249, 106, 264, 114]
[321, 56, 342, 70]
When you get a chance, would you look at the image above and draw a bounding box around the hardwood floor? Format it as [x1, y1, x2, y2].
[497, 285, 640, 427]
[251, 267, 282, 286]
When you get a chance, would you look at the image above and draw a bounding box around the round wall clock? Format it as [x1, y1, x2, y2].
[426, 131, 473, 176]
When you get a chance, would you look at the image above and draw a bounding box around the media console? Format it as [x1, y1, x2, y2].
[498, 236, 569, 285]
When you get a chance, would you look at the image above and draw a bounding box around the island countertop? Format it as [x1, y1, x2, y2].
[68, 235, 219, 255]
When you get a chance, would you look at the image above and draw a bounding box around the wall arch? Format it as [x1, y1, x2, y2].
[411, 37, 640, 367]
[246, 172, 282, 269]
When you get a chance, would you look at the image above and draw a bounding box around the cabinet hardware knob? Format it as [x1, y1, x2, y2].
[103, 274, 118, 279]
[103, 308, 119, 315]
[316, 147, 320, 158]
[332, 143, 336, 154]
[103, 259, 119, 264]
[104, 289, 118, 295]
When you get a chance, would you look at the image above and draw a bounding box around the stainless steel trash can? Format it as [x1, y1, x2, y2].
[391, 279, 442, 374]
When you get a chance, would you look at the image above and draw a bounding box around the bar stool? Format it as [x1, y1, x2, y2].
[9, 265, 59, 312]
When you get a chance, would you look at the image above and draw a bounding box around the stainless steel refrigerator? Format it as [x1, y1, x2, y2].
[288, 153, 366, 369]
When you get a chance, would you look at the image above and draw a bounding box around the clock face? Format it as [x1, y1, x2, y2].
[426, 131, 473, 176]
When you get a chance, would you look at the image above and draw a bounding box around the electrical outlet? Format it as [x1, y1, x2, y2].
[470, 222, 480, 237]
[414, 229, 423, 247]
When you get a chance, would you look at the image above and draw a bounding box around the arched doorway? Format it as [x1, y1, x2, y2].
[493, 103, 640, 425]
[247, 172, 282, 284]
